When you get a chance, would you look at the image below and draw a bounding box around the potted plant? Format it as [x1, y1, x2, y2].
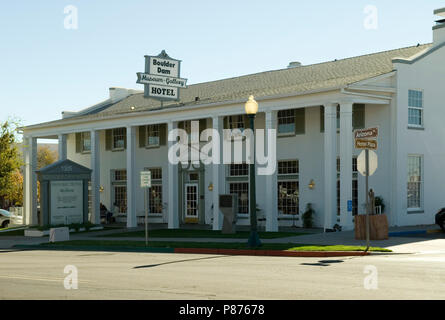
[374, 196, 385, 214]
[302, 203, 315, 228]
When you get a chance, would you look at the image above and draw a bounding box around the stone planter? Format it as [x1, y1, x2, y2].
[354, 214, 389, 240]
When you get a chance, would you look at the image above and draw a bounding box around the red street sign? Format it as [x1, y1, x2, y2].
[354, 127, 379, 139]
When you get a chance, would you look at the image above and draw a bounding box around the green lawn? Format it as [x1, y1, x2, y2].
[100, 229, 308, 239]
[0, 227, 27, 236]
[40, 240, 391, 252]
[0, 226, 119, 237]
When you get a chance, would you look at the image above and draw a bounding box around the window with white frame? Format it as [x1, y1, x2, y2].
[408, 90, 423, 127]
[81, 132, 91, 153]
[277, 110, 296, 135]
[146, 124, 160, 147]
[228, 115, 245, 131]
[337, 157, 358, 216]
[229, 163, 249, 177]
[277, 160, 299, 215]
[112, 128, 125, 150]
[145, 167, 163, 214]
[407, 155, 423, 210]
[227, 163, 249, 214]
[278, 160, 299, 175]
[229, 182, 249, 214]
[112, 169, 127, 214]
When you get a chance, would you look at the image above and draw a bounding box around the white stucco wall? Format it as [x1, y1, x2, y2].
[393, 44, 445, 226]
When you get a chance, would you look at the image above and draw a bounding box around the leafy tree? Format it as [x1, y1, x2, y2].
[5, 169, 23, 206]
[37, 145, 57, 169]
[0, 121, 22, 208]
[36, 145, 58, 201]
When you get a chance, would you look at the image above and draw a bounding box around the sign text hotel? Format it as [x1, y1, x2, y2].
[137, 50, 187, 101]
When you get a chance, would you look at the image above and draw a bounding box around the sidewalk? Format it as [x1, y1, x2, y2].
[2, 225, 443, 254]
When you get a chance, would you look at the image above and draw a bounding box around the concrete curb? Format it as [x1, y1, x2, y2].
[173, 248, 370, 257]
[13, 244, 175, 254]
[13, 244, 372, 257]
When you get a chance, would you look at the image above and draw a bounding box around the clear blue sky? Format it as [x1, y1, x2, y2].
[0, 0, 443, 127]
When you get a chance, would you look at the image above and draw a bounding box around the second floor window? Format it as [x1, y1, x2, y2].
[112, 128, 126, 150]
[229, 163, 249, 177]
[408, 90, 423, 127]
[146, 124, 160, 147]
[278, 110, 296, 135]
[81, 132, 91, 153]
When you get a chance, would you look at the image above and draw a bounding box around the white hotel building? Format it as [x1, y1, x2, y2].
[22, 9, 445, 231]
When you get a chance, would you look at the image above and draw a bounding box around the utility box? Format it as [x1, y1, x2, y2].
[219, 194, 238, 234]
[49, 227, 70, 243]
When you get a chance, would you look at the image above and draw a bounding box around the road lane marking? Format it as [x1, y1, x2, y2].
[0, 274, 93, 283]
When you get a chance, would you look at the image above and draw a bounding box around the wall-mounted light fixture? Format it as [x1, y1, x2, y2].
[208, 183, 214, 192]
[130, 106, 135, 111]
[99, 186, 104, 193]
[308, 179, 315, 190]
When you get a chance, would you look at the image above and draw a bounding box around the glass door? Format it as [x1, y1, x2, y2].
[184, 183, 199, 220]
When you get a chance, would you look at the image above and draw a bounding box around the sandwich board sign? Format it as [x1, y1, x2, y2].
[137, 50, 188, 101]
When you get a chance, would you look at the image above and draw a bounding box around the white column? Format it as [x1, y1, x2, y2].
[126, 126, 137, 228]
[58, 134, 67, 161]
[324, 103, 337, 231]
[90, 130, 101, 225]
[23, 136, 37, 225]
[265, 110, 278, 232]
[212, 116, 224, 230]
[339, 102, 354, 230]
[168, 121, 179, 229]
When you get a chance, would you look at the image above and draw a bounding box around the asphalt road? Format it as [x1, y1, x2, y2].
[0, 249, 444, 300]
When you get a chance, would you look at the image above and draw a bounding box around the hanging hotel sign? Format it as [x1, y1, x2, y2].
[136, 50, 187, 101]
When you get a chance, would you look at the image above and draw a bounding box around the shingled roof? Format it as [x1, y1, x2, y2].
[26, 43, 431, 128]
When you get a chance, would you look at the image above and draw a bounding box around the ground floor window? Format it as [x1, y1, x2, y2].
[145, 167, 163, 214]
[407, 155, 423, 210]
[111, 169, 127, 214]
[336, 157, 358, 216]
[229, 182, 249, 214]
[114, 186, 127, 214]
[337, 180, 358, 216]
[277, 159, 299, 215]
[278, 181, 299, 215]
[352, 180, 358, 216]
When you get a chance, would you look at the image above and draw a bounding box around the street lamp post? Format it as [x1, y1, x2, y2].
[245, 95, 262, 248]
